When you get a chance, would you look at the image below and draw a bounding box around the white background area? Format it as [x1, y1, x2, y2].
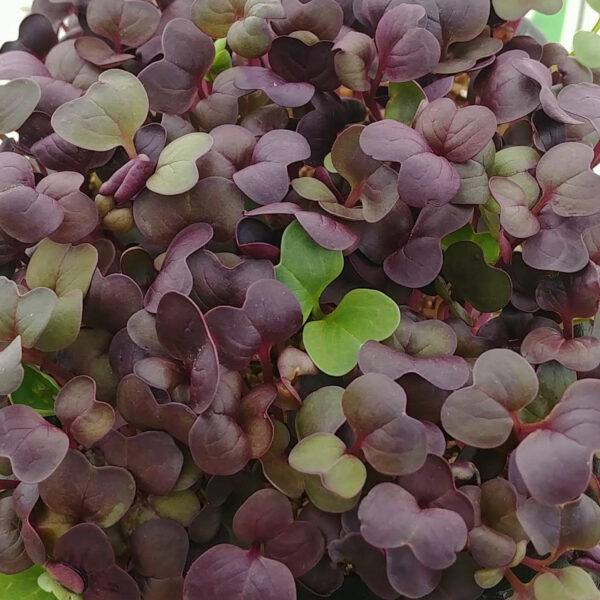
[1, 0, 32, 44]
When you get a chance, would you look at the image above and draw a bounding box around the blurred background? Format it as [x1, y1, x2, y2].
[0, 0, 598, 47]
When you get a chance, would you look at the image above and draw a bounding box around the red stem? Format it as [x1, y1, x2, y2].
[531, 190, 552, 217]
[258, 346, 274, 383]
[503, 568, 528, 594]
[21, 349, 74, 386]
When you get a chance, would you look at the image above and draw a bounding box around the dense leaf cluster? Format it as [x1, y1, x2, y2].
[1, 0, 600, 599]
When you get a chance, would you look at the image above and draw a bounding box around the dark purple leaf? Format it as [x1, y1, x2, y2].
[139, 18, 215, 114]
[144, 223, 213, 312]
[205, 279, 302, 371]
[0, 404, 68, 483]
[183, 544, 295, 600]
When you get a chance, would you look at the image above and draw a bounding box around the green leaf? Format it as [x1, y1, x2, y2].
[320, 454, 366, 499]
[0, 78, 41, 134]
[0, 566, 54, 600]
[0, 277, 57, 349]
[51, 69, 149, 154]
[10, 364, 60, 416]
[490, 146, 540, 177]
[146, 133, 214, 195]
[533, 566, 600, 600]
[304, 474, 359, 513]
[442, 241, 512, 313]
[574, 31, 600, 70]
[442, 224, 500, 265]
[26, 241, 96, 352]
[589, 0, 600, 13]
[303, 289, 401, 376]
[519, 361, 576, 424]
[34, 290, 83, 352]
[491, 0, 562, 21]
[288, 433, 346, 474]
[206, 48, 232, 82]
[27, 240, 98, 297]
[275, 221, 343, 322]
[295, 386, 345, 439]
[385, 81, 426, 125]
[291, 178, 337, 203]
[37, 572, 82, 600]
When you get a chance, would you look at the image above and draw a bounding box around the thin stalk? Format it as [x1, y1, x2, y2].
[258, 347, 274, 383]
[22, 349, 74, 386]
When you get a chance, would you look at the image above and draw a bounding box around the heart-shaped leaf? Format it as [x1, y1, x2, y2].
[39, 449, 135, 527]
[442, 241, 512, 313]
[303, 289, 400, 376]
[0, 404, 69, 483]
[146, 133, 214, 195]
[275, 221, 343, 322]
[441, 349, 538, 448]
[52, 69, 149, 155]
[9, 364, 58, 417]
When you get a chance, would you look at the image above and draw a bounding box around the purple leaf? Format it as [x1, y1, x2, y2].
[234, 67, 315, 107]
[205, 279, 303, 371]
[342, 373, 428, 475]
[188, 376, 276, 474]
[375, 5, 441, 83]
[0, 404, 68, 483]
[155, 291, 220, 413]
[139, 18, 215, 114]
[38, 449, 135, 527]
[521, 326, 600, 372]
[145, 223, 213, 312]
[232, 489, 293, 543]
[384, 203, 473, 288]
[183, 544, 296, 600]
[515, 379, 600, 504]
[415, 98, 497, 163]
[359, 484, 467, 567]
[188, 250, 275, 310]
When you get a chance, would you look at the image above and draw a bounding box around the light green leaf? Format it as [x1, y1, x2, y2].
[291, 178, 337, 203]
[35, 290, 83, 352]
[385, 81, 426, 125]
[146, 133, 214, 195]
[276, 221, 343, 322]
[574, 31, 600, 70]
[296, 386, 345, 439]
[0, 566, 55, 600]
[490, 146, 540, 177]
[588, 0, 600, 13]
[51, 69, 149, 154]
[37, 571, 82, 600]
[533, 566, 600, 600]
[0, 277, 57, 349]
[288, 432, 346, 474]
[491, 0, 562, 21]
[0, 78, 41, 134]
[206, 48, 232, 82]
[303, 289, 401, 376]
[442, 224, 500, 264]
[27, 240, 98, 297]
[304, 474, 359, 513]
[10, 364, 59, 417]
[0, 336, 24, 395]
[321, 454, 366, 499]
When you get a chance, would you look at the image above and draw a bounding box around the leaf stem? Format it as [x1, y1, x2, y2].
[258, 346, 274, 383]
[122, 138, 138, 160]
[593, 17, 600, 34]
[503, 568, 528, 594]
[21, 349, 74, 386]
[593, 140, 600, 169]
